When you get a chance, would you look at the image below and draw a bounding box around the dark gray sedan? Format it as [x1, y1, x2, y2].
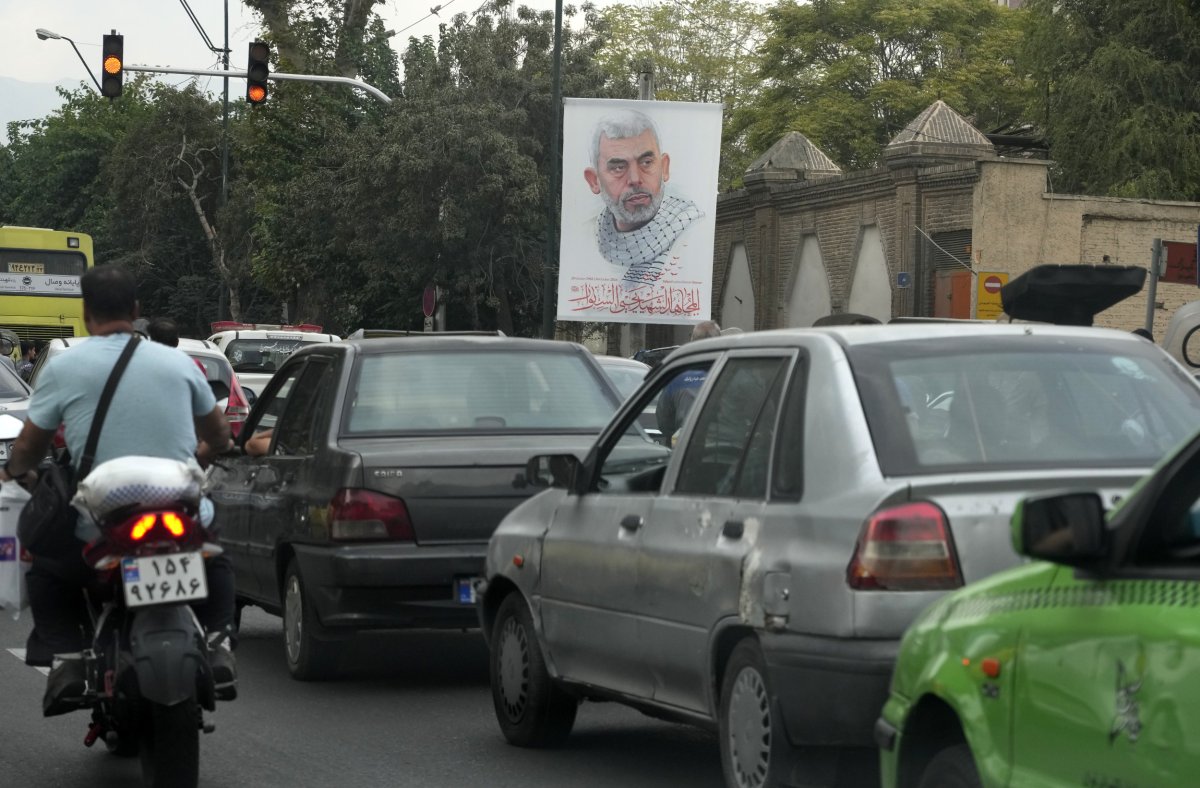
[207, 336, 621, 679]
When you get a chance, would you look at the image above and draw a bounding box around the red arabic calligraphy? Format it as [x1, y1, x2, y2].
[568, 283, 702, 316]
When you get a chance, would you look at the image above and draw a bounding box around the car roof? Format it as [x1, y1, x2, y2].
[669, 323, 1146, 359]
[208, 329, 340, 342]
[335, 336, 589, 356]
[49, 335, 226, 358]
[594, 355, 651, 371]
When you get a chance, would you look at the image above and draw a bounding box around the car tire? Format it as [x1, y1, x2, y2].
[489, 592, 577, 747]
[719, 638, 788, 788]
[917, 743, 982, 788]
[282, 559, 339, 681]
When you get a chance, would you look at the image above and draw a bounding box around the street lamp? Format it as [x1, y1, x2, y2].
[35, 27, 102, 93]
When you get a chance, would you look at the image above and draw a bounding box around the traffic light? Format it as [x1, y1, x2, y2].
[246, 41, 269, 105]
[101, 33, 123, 98]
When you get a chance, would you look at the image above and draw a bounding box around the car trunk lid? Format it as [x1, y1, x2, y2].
[339, 433, 596, 544]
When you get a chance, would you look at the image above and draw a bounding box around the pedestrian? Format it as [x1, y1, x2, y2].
[656, 320, 722, 445]
[16, 341, 36, 380]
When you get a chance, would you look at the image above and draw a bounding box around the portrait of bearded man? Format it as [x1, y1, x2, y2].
[582, 109, 703, 286]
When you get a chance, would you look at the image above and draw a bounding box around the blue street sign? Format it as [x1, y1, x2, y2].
[896, 272, 912, 289]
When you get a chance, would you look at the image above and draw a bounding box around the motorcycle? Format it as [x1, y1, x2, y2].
[50, 457, 231, 788]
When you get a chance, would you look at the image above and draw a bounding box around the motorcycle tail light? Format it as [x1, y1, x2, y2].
[111, 509, 200, 549]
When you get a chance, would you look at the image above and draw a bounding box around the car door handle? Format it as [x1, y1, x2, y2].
[620, 514, 643, 532]
[722, 520, 745, 539]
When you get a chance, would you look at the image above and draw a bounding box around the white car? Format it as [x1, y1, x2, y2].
[206, 324, 339, 402]
[30, 336, 251, 437]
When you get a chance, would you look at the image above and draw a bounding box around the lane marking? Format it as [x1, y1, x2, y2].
[7, 648, 51, 676]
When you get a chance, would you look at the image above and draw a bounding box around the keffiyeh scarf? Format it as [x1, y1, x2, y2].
[597, 193, 703, 285]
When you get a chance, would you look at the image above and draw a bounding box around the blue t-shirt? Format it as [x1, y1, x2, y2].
[28, 335, 216, 470]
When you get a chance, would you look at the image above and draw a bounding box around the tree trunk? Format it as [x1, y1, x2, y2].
[334, 0, 379, 78]
[245, 0, 308, 72]
[491, 263, 516, 337]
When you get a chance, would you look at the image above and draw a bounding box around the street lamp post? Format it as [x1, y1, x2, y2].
[35, 28, 102, 93]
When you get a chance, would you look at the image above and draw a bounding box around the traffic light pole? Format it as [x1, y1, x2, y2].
[123, 65, 393, 104]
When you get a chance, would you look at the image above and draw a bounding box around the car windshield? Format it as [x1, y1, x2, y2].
[225, 338, 307, 373]
[344, 350, 618, 433]
[849, 336, 1200, 475]
[600, 364, 647, 400]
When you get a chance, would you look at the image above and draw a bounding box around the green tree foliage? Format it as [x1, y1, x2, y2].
[0, 2, 625, 336]
[738, 0, 1031, 170]
[595, 0, 766, 189]
[253, 1, 627, 335]
[1022, 0, 1200, 200]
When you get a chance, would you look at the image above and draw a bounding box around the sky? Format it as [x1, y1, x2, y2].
[0, 0, 606, 127]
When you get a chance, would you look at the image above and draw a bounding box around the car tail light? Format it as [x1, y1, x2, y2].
[846, 502, 962, 591]
[110, 509, 200, 549]
[329, 489, 414, 541]
[225, 377, 250, 437]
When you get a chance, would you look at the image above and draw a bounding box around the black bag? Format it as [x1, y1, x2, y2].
[17, 336, 140, 556]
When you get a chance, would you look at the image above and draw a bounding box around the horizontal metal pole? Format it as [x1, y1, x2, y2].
[125, 64, 392, 104]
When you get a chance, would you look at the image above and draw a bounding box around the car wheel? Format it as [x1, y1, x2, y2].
[917, 743, 982, 788]
[719, 638, 787, 788]
[489, 592, 577, 747]
[282, 559, 339, 681]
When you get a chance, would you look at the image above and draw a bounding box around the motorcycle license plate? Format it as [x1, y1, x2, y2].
[121, 553, 208, 608]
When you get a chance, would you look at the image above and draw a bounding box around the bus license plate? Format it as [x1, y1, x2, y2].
[121, 553, 208, 608]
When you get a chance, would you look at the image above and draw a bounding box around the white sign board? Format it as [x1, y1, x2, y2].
[0, 273, 81, 296]
[556, 98, 722, 324]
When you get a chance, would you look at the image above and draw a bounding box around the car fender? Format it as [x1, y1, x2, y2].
[482, 488, 563, 671]
[892, 620, 1018, 787]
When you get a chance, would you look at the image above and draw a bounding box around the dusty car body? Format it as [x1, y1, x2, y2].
[480, 323, 1200, 787]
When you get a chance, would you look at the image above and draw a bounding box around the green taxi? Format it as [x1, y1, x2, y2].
[877, 429, 1200, 788]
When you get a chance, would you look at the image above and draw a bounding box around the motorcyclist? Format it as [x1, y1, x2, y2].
[0, 265, 239, 713]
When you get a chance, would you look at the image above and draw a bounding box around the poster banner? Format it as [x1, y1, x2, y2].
[556, 98, 723, 324]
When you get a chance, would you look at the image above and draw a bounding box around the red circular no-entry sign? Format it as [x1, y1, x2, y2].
[983, 275, 1003, 294]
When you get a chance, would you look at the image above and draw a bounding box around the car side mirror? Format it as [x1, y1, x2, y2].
[524, 454, 580, 491]
[1012, 492, 1108, 565]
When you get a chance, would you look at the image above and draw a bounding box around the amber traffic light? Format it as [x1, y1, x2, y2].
[101, 33, 123, 98]
[246, 41, 269, 105]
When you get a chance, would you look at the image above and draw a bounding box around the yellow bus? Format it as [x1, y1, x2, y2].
[0, 226, 94, 341]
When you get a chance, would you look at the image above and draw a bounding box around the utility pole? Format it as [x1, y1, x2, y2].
[1145, 238, 1164, 335]
[540, 0, 564, 340]
[219, 0, 231, 321]
[619, 65, 655, 356]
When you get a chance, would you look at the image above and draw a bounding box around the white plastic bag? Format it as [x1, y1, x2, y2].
[73, 456, 204, 520]
[0, 481, 32, 619]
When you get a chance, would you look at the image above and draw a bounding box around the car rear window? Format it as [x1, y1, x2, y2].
[225, 338, 309, 373]
[601, 364, 647, 400]
[343, 350, 618, 434]
[848, 336, 1200, 475]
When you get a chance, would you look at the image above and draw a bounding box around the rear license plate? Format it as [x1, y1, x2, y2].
[121, 553, 207, 608]
[454, 577, 482, 605]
